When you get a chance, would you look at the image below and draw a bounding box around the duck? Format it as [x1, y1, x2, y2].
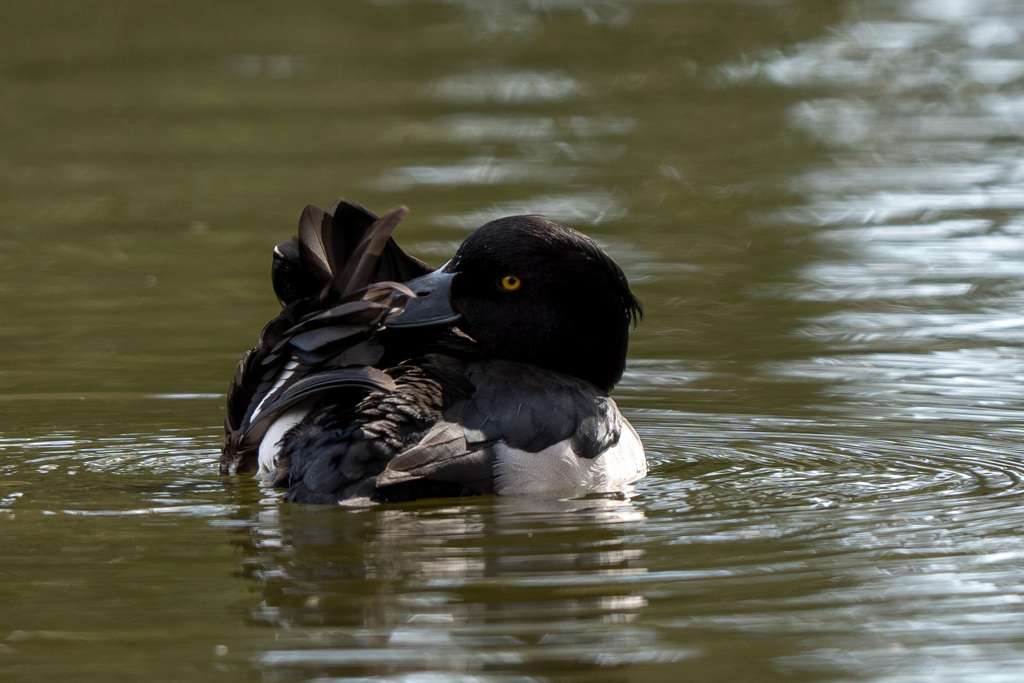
[221, 197, 646, 504]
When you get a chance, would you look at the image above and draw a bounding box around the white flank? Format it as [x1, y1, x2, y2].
[493, 421, 646, 497]
[256, 405, 310, 479]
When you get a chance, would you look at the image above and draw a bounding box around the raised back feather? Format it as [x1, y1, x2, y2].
[221, 199, 433, 475]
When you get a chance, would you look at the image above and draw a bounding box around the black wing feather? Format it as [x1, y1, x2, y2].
[281, 357, 476, 503]
[221, 198, 433, 475]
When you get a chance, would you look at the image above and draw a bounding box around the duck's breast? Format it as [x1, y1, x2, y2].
[492, 416, 645, 496]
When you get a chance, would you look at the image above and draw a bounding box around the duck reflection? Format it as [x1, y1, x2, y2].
[233, 495, 676, 679]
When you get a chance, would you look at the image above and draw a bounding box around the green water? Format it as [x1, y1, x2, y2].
[5, 1, 1024, 681]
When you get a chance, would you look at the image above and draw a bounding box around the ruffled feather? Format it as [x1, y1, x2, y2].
[221, 200, 431, 475]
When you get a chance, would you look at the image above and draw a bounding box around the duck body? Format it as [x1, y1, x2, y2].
[222, 198, 645, 505]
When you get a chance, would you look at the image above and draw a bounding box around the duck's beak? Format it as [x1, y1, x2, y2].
[386, 265, 461, 328]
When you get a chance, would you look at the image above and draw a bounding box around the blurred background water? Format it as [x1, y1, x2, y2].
[4, 0, 1024, 681]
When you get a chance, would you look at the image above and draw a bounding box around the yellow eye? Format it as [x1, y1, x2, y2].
[500, 275, 522, 291]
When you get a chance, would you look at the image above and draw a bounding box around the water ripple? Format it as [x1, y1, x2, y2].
[428, 70, 581, 104]
[431, 191, 628, 228]
[0, 427, 223, 518]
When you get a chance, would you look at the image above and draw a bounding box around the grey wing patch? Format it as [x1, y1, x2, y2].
[462, 382, 576, 450]
[463, 360, 622, 457]
[571, 395, 622, 458]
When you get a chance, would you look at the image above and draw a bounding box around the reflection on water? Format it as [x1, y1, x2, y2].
[429, 71, 582, 104]
[637, 409, 1024, 682]
[241, 496, 694, 679]
[431, 192, 629, 229]
[229, 54, 311, 80]
[375, 114, 633, 193]
[719, 0, 1024, 434]
[374, 106, 636, 229]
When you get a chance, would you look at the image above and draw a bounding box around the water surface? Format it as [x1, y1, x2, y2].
[4, 1, 1024, 681]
